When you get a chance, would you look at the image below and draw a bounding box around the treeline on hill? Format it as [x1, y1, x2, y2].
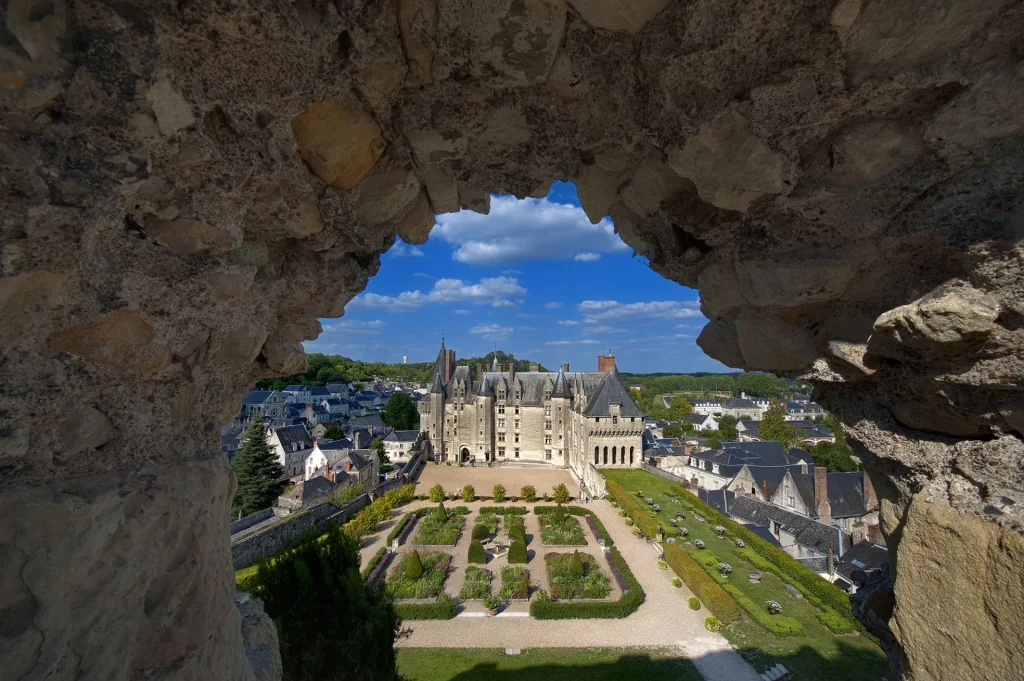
[619, 371, 810, 399]
[257, 351, 547, 390]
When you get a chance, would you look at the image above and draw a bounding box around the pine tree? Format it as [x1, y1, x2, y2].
[231, 418, 284, 517]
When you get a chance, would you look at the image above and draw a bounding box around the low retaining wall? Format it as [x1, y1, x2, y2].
[231, 494, 371, 570]
[641, 463, 692, 488]
[230, 507, 273, 535]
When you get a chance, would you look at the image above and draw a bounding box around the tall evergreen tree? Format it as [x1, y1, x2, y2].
[382, 392, 419, 430]
[231, 418, 284, 517]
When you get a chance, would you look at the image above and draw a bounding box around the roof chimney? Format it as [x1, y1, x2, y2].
[761, 479, 769, 499]
[561, 362, 569, 372]
[597, 352, 616, 373]
[529, 362, 539, 372]
[863, 468, 878, 512]
[509, 361, 516, 387]
[815, 466, 832, 523]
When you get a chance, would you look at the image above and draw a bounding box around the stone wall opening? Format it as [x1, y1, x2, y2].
[2, 1, 1022, 680]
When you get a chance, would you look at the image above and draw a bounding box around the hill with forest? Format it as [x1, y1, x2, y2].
[256, 351, 548, 390]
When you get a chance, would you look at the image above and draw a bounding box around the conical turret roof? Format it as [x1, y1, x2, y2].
[552, 368, 572, 398]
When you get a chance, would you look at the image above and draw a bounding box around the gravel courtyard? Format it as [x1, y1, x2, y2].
[416, 464, 580, 498]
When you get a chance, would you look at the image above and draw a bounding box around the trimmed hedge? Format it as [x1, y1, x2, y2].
[395, 594, 458, 620]
[468, 539, 487, 564]
[478, 506, 528, 515]
[507, 539, 528, 564]
[471, 523, 490, 541]
[662, 543, 742, 624]
[533, 505, 614, 546]
[722, 584, 805, 636]
[677, 489, 855, 623]
[361, 546, 387, 580]
[343, 484, 416, 539]
[235, 563, 259, 591]
[529, 546, 645, 619]
[688, 597, 701, 610]
[605, 481, 679, 538]
[386, 513, 414, 546]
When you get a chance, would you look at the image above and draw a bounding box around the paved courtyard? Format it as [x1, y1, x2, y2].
[359, 485, 761, 681]
[416, 463, 580, 498]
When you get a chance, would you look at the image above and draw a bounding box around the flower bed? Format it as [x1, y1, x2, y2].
[413, 513, 464, 545]
[529, 547, 644, 619]
[605, 480, 678, 538]
[387, 551, 451, 599]
[538, 512, 587, 545]
[459, 566, 493, 599]
[394, 594, 458, 620]
[475, 513, 500, 537]
[534, 505, 614, 546]
[499, 565, 531, 600]
[545, 552, 610, 599]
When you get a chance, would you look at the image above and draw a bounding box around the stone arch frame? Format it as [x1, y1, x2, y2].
[612, 446, 617, 464]
[2, 3, 1023, 681]
[594, 446, 600, 465]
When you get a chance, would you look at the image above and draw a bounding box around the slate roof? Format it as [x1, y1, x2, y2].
[283, 385, 306, 393]
[324, 398, 344, 406]
[583, 370, 645, 418]
[836, 542, 889, 583]
[724, 398, 758, 410]
[698, 488, 734, 514]
[728, 494, 852, 557]
[319, 438, 354, 451]
[552, 369, 571, 398]
[326, 383, 348, 393]
[241, 390, 272, 405]
[690, 413, 714, 425]
[798, 556, 829, 573]
[282, 476, 338, 503]
[385, 429, 419, 443]
[273, 424, 313, 451]
[827, 472, 868, 518]
[347, 414, 387, 429]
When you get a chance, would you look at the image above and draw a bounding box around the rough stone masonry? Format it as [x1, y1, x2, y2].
[1, 1, 1022, 680]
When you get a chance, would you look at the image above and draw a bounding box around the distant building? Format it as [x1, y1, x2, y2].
[689, 413, 719, 432]
[266, 424, 315, 478]
[737, 419, 835, 445]
[383, 429, 419, 463]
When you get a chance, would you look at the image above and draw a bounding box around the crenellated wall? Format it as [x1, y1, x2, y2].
[1, 1, 1022, 680]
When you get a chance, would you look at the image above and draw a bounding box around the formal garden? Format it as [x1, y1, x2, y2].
[388, 550, 452, 599]
[545, 550, 611, 600]
[603, 469, 889, 681]
[459, 566, 493, 599]
[537, 507, 587, 545]
[499, 565, 532, 600]
[413, 503, 466, 545]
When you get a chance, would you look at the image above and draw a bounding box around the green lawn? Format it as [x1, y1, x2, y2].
[397, 648, 703, 681]
[603, 469, 889, 681]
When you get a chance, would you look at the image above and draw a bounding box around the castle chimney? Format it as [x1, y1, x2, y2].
[761, 479, 769, 499]
[509, 361, 516, 387]
[561, 362, 569, 372]
[445, 348, 456, 382]
[529, 362, 539, 372]
[815, 466, 832, 523]
[597, 352, 616, 373]
[863, 469, 878, 512]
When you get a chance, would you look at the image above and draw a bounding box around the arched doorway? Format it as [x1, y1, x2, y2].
[629, 446, 634, 465]
[460, 447, 470, 462]
[612, 446, 617, 464]
[603, 446, 608, 465]
[594, 446, 599, 465]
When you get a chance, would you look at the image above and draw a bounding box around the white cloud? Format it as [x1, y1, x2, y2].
[584, 325, 628, 334]
[453, 309, 470, 315]
[623, 333, 694, 343]
[517, 313, 540, 319]
[349, 276, 527, 311]
[389, 243, 424, 257]
[545, 339, 603, 346]
[558, 320, 582, 326]
[470, 323, 512, 340]
[573, 252, 601, 262]
[433, 195, 629, 265]
[544, 302, 562, 309]
[577, 300, 703, 325]
[321, 319, 386, 334]
[502, 269, 523, 275]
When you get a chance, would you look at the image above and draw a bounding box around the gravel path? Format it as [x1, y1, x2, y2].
[374, 498, 761, 681]
[416, 465, 579, 497]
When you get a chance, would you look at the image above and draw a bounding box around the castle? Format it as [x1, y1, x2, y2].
[418, 341, 646, 493]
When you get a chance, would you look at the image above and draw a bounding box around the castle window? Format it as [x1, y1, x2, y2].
[514, 420, 519, 429]
[545, 421, 551, 430]
[498, 419, 505, 428]
[612, 416, 618, 424]
[544, 406, 551, 416]
[498, 432, 505, 442]
[498, 404, 505, 414]
[514, 448, 520, 458]
[514, 406, 520, 415]
[498, 446, 505, 457]
[514, 433, 520, 443]
[545, 449, 552, 460]
[545, 435, 552, 445]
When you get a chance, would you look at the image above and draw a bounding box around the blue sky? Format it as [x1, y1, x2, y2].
[305, 182, 728, 374]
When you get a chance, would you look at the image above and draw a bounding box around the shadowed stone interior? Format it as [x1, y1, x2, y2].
[1, 1, 1022, 679]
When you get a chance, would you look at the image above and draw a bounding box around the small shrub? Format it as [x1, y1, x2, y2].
[657, 560, 668, 570]
[429, 484, 446, 503]
[631, 526, 641, 536]
[405, 550, 424, 579]
[467, 539, 487, 564]
[482, 594, 502, 611]
[553, 504, 567, 521]
[492, 484, 506, 502]
[624, 517, 634, 526]
[672, 577, 682, 588]
[552, 483, 571, 505]
[521, 485, 537, 502]
[662, 544, 742, 624]
[435, 502, 448, 521]
[609, 500, 618, 508]
[461, 485, 476, 502]
[618, 509, 627, 517]
[569, 550, 585, 576]
[688, 597, 701, 610]
[471, 523, 490, 541]
[705, 616, 721, 632]
[507, 539, 528, 564]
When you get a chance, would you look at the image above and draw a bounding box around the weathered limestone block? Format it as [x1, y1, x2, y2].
[289, 199, 325, 239]
[827, 122, 925, 186]
[262, 325, 308, 376]
[667, 107, 791, 212]
[997, 402, 1024, 437]
[827, 340, 875, 376]
[398, 0, 436, 83]
[355, 168, 421, 225]
[891, 394, 992, 438]
[927, 64, 1024, 146]
[421, 168, 461, 214]
[891, 498, 1024, 681]
[868, 285, 1000, 360]
[697, 262, 747, 318]
[734, 245, 874, 308]
[406, 129, 467, 162]
[734, 314, 818, 372]
[48, 309, 153, 368]
[397, 191, 435, 245]
[238, 597, 283, 681]
[0, 270, 74, 346]
[291, 101, 385, 189]
[478, 107, 531, 145]
[545, 51, 590, 100]
[567, 0, 670, 34]
[576, 163, 620, 224]
[6, 0, 68, 66]
[458, 185, 491, 214]
[364, 60, 403, 94]
[620, 153, 687, 219]
[214, 323, 268, 366]
[59, 405, 116, 457]
[695, 319, 745, 369]
[147, 218, 243, 256]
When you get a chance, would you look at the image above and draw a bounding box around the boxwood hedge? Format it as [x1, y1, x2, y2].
[533, 505, 614, 546]
[662, 543, 741, 624]
[394, 593, 458, 620]
[529, 547, 644, 619]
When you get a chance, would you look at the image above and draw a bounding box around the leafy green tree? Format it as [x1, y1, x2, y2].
[330, 483, 366, 506]
[717, 414, 739, 441]
[255, 524, 400, 681]
[369, 437, 387, 466]
[666, 396, 693, 421]
[520, 485, 537, 502]
[429, 483, 446, 502]
[552, 483, 571, 505]
[811, 441, 860, 472]
[461, 485, 476, 502]
[382, 392, 420, 430]
[323, 424, 345, 440]
[492, 484, 506, 502]
[663, 424, 685, 439]
[758, 400, 801, 448]
[230, 419, 284, 517]
[706, 437, 723, 449]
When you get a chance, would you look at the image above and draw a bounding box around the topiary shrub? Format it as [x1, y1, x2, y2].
[688, 597, 701, 610]
[471, 523, 490, 541]
[429, 484, 446, 503]
[618, 509, 627, 517]
[461, 485, 476, 502]
[657, 560, 668, 570]
[552, 483, 571, 505]
[492, 484, 506, 502]
[405, 550, 424, 579]
[553, 504, 567, 522]
[569, 550, 585, 576]
[507, 539, 528, 564]
[704, 616, 721, 632]
[434, 502, 448, 521]
[467, 540, 487, 564]
[672, 577, 682, 588]
[624, 517, 634, 526]
[521, 485, 537, 502]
